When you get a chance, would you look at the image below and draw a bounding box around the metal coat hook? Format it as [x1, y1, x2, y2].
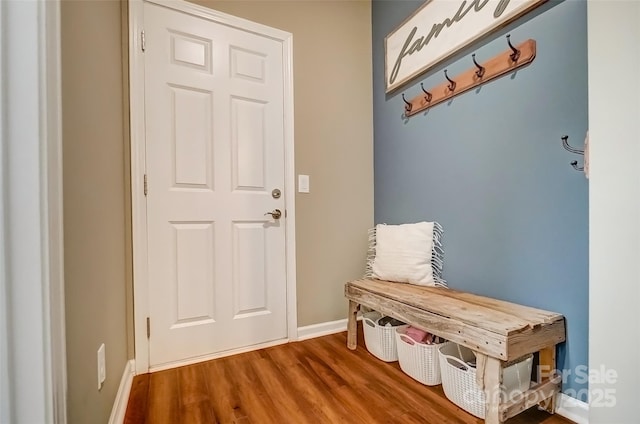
[444, 69, 456, 91]
[561, 135, 584, 155]
[506, 35, 521, 62]
[570, 161, 584, 171]
[402, 93, 412, 113]
[472, 54, 485, 78]
[420, 83, 433, 102]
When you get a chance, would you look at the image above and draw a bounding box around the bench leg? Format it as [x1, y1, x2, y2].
[347, 300, 359, 350]
[483, 356, 503, 424]
[538, 346, 557, 413]
[475, 353, 488, 389]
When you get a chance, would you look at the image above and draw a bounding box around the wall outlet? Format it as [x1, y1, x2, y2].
[97, 343, 106, 390]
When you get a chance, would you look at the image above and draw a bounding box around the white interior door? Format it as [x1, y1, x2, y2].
[143, 1, 288, 367]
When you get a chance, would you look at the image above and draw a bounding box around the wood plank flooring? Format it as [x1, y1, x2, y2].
[124, 326, 575, 424]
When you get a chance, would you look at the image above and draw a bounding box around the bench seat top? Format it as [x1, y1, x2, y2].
[346, 278, 564, 337]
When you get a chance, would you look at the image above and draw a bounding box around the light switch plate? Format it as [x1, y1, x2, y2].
[298, 174, 310, 193]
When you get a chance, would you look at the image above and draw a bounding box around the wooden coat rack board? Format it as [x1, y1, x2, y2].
[403, 36, 537, 117]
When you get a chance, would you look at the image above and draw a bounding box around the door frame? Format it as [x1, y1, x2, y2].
[128, 0, 297, 373]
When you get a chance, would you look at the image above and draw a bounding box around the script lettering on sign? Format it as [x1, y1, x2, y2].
[384, 0, 546, 93]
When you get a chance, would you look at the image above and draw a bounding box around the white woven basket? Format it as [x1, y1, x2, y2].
[438, 343, 533, 419]
[395, 327, 449, 386]
[362, 312, 407, 362]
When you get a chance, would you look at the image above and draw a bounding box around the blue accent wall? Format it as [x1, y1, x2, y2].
[372, 0, 588, 399]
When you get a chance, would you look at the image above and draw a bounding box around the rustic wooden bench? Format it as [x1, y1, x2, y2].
[344, 278, 566, 424]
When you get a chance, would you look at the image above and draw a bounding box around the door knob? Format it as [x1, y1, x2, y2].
[264, 209, 282, 220]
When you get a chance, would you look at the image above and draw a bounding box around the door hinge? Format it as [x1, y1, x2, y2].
[146, 317, 150, 338]
[144, 174, 148, 196]
[141, 30, 146, 52]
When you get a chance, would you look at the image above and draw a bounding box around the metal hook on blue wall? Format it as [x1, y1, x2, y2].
[561, 135, 584, 155]
[472, 54, 485, 78]
[402, 93, 412, 113]
[506, 34, 520, 62]
[444, 69, 456, 92]
[420, 83, 433, 102]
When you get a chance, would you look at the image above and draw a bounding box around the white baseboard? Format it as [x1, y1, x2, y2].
[556, 392, 589, 424]
[297, 316, 363, 341]
[108, 359, 135, 424]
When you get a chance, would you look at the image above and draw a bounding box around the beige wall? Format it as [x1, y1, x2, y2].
[190, 0, 375, 326]
[61, 0, 129, 422]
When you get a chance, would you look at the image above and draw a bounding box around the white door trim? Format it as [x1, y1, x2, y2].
[0, 0, 67, 422]
[128, 0, 297, 374]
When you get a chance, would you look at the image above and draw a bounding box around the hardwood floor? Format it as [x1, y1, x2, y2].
[124, 327, 575, 424]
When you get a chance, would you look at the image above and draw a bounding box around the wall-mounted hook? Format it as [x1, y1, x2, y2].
[506, 34, 520, 62]
[472, 54, 485, 78]
[561, 135, 584, 155]
[562, 135, 586, 172]
[444, 69, 456, 91]
[402, 93, 412, 113]
[420, 83, 433, 102]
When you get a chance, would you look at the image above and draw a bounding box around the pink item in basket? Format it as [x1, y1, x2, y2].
[405, 326, 428, 343]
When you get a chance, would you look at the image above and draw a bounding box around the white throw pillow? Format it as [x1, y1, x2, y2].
[369, 221, 445, 287]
